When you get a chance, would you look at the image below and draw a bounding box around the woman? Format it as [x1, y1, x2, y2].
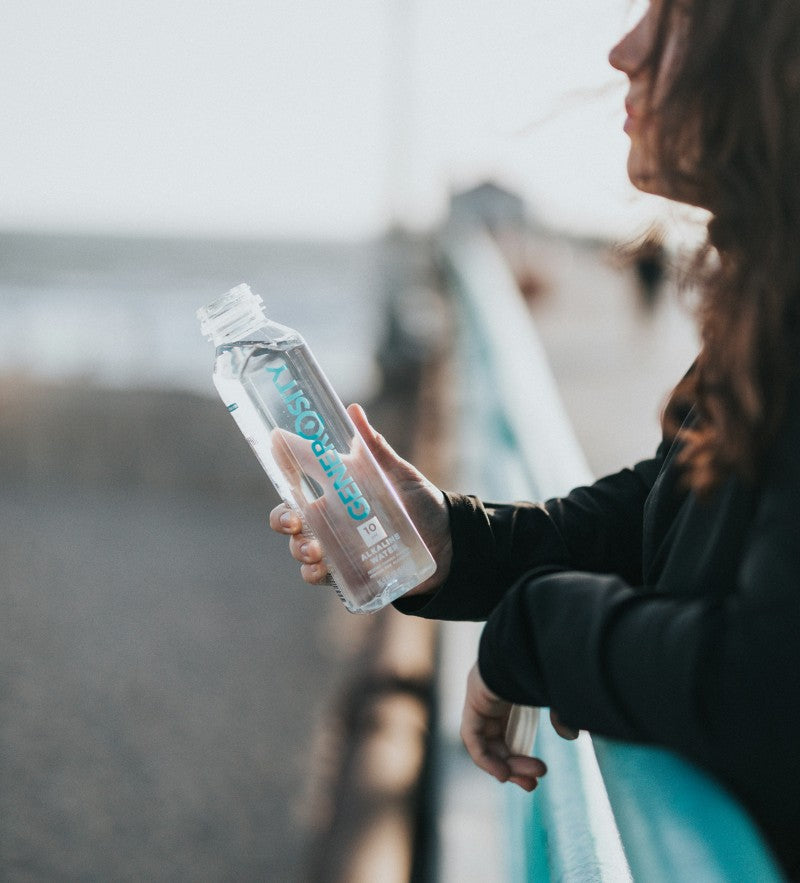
[271, 0, 800, 873]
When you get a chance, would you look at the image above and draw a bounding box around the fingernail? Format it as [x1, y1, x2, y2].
[280, 512, 293, 527]
[300, 542, 310, 558]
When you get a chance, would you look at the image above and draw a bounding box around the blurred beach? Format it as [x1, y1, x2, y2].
[0, 230, 442, 881]
[0, 232, 399, 402]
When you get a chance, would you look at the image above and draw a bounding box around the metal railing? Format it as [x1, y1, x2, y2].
[437, 225, 784, 882]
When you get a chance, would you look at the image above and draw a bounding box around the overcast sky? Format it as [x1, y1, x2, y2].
[0, 0, 667, 239]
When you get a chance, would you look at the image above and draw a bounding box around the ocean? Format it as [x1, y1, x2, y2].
[0, 231, 404, 403]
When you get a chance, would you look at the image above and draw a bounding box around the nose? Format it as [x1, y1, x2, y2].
[609, 30, 635, 75]
[608, 35, 628, 74]
[608, 12, 648, 76]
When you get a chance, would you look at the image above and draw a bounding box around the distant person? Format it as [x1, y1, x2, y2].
[272, 0, 800, 875]
[632, 226, 666, 308]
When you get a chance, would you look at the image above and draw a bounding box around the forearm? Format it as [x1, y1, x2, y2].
[395, 451, 665, 620]
[476, 569, 710, 750]
[393, 491, 572, 620]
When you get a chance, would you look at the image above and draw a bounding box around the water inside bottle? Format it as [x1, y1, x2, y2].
[213, 338, 435, 612]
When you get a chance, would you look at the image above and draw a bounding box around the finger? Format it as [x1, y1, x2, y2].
[347, 403, 399, 472]
[269, 503, 302, 534]
[550, 709, 579, 741]
[505, 755, 547, 792]
[347, 402, 377, 443]
[270, 427, 323, 500]
[300, 561, 329, 585]
[466, 743, 511, 782]
[289, 534, 324, 564]
[507, 755, 547, 780]
[508, 775, 540, 792]
[461, 724, 513, 783]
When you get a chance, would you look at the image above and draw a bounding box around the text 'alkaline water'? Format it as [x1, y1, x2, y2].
[197, 284, 436, 613]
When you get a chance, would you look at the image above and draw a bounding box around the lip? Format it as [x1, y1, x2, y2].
[623, 100, 638, 134]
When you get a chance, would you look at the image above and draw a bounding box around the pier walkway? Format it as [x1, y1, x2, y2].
[431, 226, 783, 882]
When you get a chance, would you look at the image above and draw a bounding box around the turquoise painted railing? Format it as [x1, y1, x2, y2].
[439, 226, 784, 882]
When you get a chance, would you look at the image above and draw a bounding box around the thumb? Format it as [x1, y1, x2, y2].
[549, 708, 579, 741]
[347, 402, 402, 473]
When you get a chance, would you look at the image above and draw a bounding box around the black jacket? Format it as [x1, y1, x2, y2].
[395, 383, 800, 875]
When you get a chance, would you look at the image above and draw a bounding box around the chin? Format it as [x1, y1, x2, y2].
[628, 169, 661, 197]
[627, 143, 708, 206]
[627, 149, 666, 197]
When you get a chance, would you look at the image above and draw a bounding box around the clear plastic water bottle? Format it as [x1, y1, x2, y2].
[197, 283, 437, 613]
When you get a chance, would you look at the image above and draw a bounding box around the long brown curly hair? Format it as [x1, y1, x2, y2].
[648, 0, 800, 494]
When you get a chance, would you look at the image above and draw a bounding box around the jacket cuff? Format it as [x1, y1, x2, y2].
[393, 491, 500, 621]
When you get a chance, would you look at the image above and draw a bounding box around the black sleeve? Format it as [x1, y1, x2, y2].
[541, 449, 667, 583]
[478, 392, 800, 817]
[393, 441, 667, 621]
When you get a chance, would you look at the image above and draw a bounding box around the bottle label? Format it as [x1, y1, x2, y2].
[357, 516, 388, 547]
[265, 360, 372, 522]
[360, 531, 407, 587]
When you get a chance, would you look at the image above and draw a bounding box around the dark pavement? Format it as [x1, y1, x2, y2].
[0, 387, 382, 881]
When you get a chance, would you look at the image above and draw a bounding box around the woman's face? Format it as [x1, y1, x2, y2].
[609, 0, 693, 201]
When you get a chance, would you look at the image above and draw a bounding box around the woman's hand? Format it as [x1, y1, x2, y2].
[460, 664, 547, 791]
[268, 402, 452, 596]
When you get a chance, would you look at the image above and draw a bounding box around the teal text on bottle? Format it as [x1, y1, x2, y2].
[266, 361, 371, 521]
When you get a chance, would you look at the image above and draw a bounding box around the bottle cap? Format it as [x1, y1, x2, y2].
[197, 283, 266, 343]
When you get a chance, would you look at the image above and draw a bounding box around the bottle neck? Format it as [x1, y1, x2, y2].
[208, 314, 267, 347]
[198, 283, 268, 346]
[211, 316, 301, 350]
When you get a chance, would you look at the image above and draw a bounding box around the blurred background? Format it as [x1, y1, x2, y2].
[1, 1, 702, 880]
